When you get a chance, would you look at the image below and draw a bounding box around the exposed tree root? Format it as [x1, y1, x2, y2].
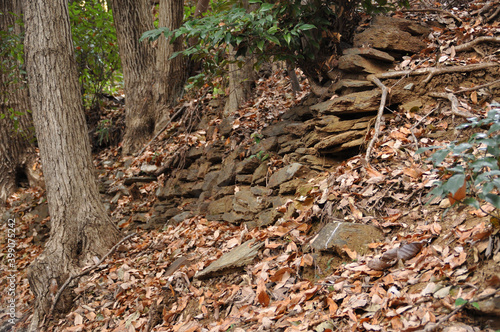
[45, 233, 137, 325]
[402, 8, 462, 24]
[454, 36, 500, 53]
[372, 62, 499, 85]
[456, 78, 500, 92]
[365, 75, 388, 165]
[429, 92, 474, 118]
[423, 290, 500, 332]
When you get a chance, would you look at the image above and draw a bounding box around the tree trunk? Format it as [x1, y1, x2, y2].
[23, 0, 121, 328]
[0, 0, 39, 207]
[153, 0, 186, 132]
[110, 0, 156, 155]
[223, 0, 256, 117]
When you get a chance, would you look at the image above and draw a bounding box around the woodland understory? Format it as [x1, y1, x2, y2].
[1, 1, 500, 332]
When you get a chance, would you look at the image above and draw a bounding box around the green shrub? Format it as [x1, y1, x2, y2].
[69, 0, 121, 109]
[419, 103, 500, 212]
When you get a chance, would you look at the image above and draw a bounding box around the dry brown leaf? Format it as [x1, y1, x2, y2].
[256, 279, 270, 307]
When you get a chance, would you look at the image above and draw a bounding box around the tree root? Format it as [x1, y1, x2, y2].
[454, 36, 500, 53]
[45, 233, 137, 324]
[423, 290, 500, 332]
[372, 62, 499, 85]
[402, 8, 462, 24]
[364, 75, 388, 165]
[429, 92, 474, 118]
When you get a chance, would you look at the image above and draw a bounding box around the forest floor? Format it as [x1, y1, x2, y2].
[1, 1, 500, 332]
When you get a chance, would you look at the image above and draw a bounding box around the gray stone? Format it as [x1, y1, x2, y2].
[233, 189, 270, 214]
[343, 47, 395, 62]
[279, 179, 305, 195]
[354, 26, 426, 54]
[371, 15, 431, 36]
[170, 211, 193, 225]
[339, 54, 393, 74]
[206, 141, 225, 163]
[207, 196, 234, 215]
[252, 163, 268, 185]
[318, 116, 372, 133]
[262, 121, 298, 137]
[217, 151, 239, 186]
[235, 157, 261, 174]
[235, 174, 253, 184]
[250, 186, 272, 196]
[219, 116, 237, 136]
[310, 221, 383, 255]
[187, 146, 204, 159]
[202, 171, 220, 192]
[268, 163, 308, 188]
[222, 211, 254, 223]
[281, 105, 314, 121]
[257, 208, 282, 227]
[251, 136, 279, 154]
[311, 90, 382, 115]
[195, 240, 264, 279]
[329, 79, 374, 93]
[315, 131, 365, 150]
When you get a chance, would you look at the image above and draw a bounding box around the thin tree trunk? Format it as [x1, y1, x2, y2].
[153, 0, 186, 132]
[0, 0, 39, 207]
[23, 0, 120, 328]
[110, 0, 156, 155]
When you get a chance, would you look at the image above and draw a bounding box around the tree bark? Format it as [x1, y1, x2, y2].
[23, 0, 121, 328]
[0, 0, 39, 207]
[110, 0, 156, 155]
[223, 0, 256, 117]
[153, 0, 186, 132]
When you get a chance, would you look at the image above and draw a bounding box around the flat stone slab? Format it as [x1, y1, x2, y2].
[343, 47, 395, 62]
[311, 90, 381, 115]
[195, 240, 264, 279]
[268, 163, 308, 188]
[310, 221, 383, 255]
[339, 54, 393, 74]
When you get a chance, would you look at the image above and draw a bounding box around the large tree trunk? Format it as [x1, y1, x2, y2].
[153, 0, 187, 132]
[23, 0, 121, 328]
[0, 0, 39, 207]
[223, 0, 256, 117]
[110, 0, 156, 155]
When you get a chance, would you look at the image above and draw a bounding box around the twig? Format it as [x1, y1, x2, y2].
[423, 289, 500, 332]
[372, 62, 499, 84]
[136, 107, 185, 157]
[454, 78, 500, 93]
[402, 8, 462, 24]
[454, 36, 500, 53]
[470, 1, 498, 16]
[429, 92, 474, 118]
[47, 233, 137, 320]
[365, 75, 388, 165]
[486, 5, 500, 22]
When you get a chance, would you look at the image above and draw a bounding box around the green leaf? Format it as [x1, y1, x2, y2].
[260, 3, 274, 12]
[257, 40, 265, 51]
[299, 24, 316, 31]
[455, 298, 467, 306]
[430, 149, 450, 166]
[444, 173, 466, 195]
[472, 302, 480, 310]
[484, 194, 500, 209]
[462, 197, 480, 209]
[284, 33, 291, 45]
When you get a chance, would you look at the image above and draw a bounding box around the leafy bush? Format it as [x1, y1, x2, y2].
[141, 0, 410, 90]
[69, 0, 121, 109]
[419, 103, 500, 212]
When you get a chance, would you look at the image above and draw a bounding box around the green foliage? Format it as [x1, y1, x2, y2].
[141, 0, 410, 90]
[418, 103, 500, 211]
[69, 0, 121, 109]
[96, 118, 112, 145]
[0, 11, 25, 85]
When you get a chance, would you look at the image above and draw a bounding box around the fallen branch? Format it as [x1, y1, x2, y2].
[486, 5, 500, 22]
[429, 92, 474, 118]
[454, 36, 500, 53]
[365, 75, 389, 165]
[372, 62, 499, 85]
[423, 289, 500, 332]
[47, 233, 137, 321]
[402, 8, 462, 23]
